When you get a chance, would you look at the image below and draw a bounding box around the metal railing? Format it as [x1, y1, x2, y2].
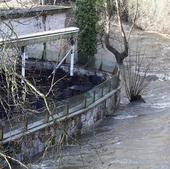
[0, 75, 120, 142]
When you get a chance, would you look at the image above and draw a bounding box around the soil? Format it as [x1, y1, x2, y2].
[0, 66, 104, 120]
[130, 94, 145, 103]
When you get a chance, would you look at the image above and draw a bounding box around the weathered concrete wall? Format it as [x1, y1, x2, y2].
[0, 13, 66, 35]
[127, 0, 170, 34]
[0, 7, 71, 61]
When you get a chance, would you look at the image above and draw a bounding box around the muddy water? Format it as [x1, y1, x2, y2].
[31, 31, 170, 169]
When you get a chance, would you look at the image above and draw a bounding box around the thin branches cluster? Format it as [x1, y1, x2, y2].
[123, 49, 152, 102]
[0, 1, 72, 167]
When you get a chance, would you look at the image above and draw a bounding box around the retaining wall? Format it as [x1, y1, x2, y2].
[0, 6, 72, 61]
[6, 91, 120, 162]
[0, 65, 120, 163]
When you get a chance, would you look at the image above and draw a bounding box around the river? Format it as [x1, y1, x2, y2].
[30, 30, 170, 169]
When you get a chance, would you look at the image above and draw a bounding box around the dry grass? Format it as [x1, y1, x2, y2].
[122, 50, 152, 102]
[0, 0, 37, 10]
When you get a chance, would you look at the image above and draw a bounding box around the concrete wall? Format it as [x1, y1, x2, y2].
[127, 0, 170, 34]
[0, 7, 71, 61]
[0, 13, 66, 35]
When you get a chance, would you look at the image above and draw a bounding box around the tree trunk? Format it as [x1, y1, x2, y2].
[104, 0, 128, 65]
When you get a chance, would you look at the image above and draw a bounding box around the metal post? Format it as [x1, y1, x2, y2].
[84, 95, 87, 108]
[0, 124, 3, 141]
[23, 115, 28, 132]
[102, 85, 104, 97]
[66, 102, 69, 114]
[45, 112, 49, 123]
[70, 37, 75, 76]
[109, 80, 112, 92]
[104, 100, 107, 109]
[21, 46, 25, 84]
[41, 0, 44, 5]
[93, 90, 96, 103]
[21, 46, 27, 84]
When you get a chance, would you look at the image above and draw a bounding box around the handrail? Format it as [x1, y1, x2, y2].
[52, 49, 72, 74]
[0, 27, 79, 47]
[0, 74, 120, 142]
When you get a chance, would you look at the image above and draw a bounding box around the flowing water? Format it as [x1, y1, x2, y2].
[31, 30, 170, 169]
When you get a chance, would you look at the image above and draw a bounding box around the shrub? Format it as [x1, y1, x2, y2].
[122, 50, 152, 102]
[76, 0, 98, 67]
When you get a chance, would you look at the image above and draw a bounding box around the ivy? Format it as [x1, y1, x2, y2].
[76, 0, 98, 67]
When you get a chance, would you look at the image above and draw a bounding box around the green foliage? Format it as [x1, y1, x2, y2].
[76, 0, 98, 67]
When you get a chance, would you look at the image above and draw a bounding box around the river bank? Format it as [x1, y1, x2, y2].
[30, 29, 170, 169]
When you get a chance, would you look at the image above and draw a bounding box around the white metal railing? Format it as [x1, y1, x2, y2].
[0, 27, 79, 47]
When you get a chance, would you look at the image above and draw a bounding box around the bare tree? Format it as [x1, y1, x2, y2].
[104, 0, 128, 64]
[102, 0, 151, 102]
[0, 1, 71, 168]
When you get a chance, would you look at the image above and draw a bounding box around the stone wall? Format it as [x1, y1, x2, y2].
[3, 83, 120, 162]
[0, 63, 120, 162]
[127, 0, 170, 34]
